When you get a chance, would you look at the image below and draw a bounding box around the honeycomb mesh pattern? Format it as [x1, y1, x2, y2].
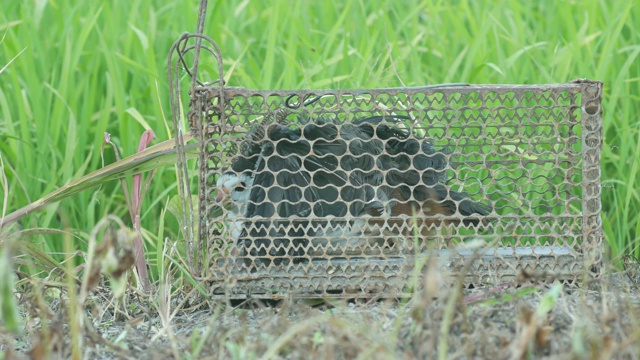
[188, 81, 603, 299]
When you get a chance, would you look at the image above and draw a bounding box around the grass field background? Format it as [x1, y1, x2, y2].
[1, 0, 638, 278]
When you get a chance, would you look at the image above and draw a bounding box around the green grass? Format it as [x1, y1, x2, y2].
[0, 0, 638, 274]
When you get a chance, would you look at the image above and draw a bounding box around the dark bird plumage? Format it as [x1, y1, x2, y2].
[216, 115, 491, 268]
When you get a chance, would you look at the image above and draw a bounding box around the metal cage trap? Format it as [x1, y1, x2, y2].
[168, 33, 603, 300]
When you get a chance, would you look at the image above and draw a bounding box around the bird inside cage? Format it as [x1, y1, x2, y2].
[214, 114, 492, 269]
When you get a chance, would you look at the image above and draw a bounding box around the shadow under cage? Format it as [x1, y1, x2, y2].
[169, 35, 603, 300]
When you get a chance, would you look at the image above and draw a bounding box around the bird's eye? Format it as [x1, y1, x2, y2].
[235, 182, 246, 191]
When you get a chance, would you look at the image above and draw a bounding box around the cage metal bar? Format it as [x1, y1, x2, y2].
[577, 80, 604, 275]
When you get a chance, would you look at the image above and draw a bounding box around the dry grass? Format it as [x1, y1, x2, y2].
[3, 255, 640, 359]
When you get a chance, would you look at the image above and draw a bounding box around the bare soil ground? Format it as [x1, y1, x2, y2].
[3, 269, 640, 359]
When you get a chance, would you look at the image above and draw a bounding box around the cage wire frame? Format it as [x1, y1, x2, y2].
[169, 33, 603, 299]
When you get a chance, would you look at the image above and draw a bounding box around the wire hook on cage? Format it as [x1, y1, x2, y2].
[257, 94, 324, 125]
[285, 94, 323, 109]
[170, 32, 226, 88]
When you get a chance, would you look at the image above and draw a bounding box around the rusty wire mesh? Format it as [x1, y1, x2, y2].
[169, 36, 603, 300]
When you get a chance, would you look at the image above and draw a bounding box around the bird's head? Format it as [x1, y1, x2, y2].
[216, 172, 254, 214]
